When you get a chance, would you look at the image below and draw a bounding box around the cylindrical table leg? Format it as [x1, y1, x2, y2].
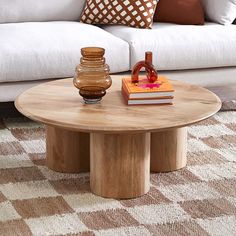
[90, 132, 150, 199]
[151, 127, 187, 172]
[46, 126, 90, 173]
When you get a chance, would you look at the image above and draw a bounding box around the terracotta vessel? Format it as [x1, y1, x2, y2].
[74, 47, 112, 104]
[131, 52, 158, 83]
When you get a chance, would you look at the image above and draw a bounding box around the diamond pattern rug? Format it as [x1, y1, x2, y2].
[0, 112, 236, 236]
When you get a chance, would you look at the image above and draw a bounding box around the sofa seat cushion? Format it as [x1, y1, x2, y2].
[0, 22, 129, 83]
[103, 22, 236, 70]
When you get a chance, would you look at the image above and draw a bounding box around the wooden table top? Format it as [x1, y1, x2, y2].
[15, 75, 221, 133]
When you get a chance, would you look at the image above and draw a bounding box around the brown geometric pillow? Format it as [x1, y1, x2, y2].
[80, 0, 159, 29]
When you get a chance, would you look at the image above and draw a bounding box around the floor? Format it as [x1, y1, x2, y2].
[0, 112, 236, 235]
[0, 102, 23, 119]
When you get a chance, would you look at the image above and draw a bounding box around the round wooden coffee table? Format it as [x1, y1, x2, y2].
[15, 76, 221, 199]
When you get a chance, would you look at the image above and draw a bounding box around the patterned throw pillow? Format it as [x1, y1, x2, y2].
[80, 0, 159, 29]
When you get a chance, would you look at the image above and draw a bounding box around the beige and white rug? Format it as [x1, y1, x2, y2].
[0, 112, 236, 236]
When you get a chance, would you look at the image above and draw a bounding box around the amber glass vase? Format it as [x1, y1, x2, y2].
[73, 47, 112, 104]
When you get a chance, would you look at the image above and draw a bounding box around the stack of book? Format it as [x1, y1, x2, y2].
[122, 76, 174, 105]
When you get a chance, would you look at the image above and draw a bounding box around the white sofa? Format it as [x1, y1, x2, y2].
[0, 0, 236, 102]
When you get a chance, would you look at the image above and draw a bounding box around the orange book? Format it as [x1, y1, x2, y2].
[122, 86, 173, 100]
[122, 76, 174, 99]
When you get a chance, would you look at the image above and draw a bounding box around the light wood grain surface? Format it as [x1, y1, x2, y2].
[46, 126, 90, 173]
[15, 75, 221, 133]
[151, 127, 187, 172]
[90, 132, 150, 199]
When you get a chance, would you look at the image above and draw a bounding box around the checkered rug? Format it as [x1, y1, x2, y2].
[0, 112, 236, 236]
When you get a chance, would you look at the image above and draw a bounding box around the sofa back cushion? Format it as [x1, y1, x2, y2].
[0, 0, 86, 23]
